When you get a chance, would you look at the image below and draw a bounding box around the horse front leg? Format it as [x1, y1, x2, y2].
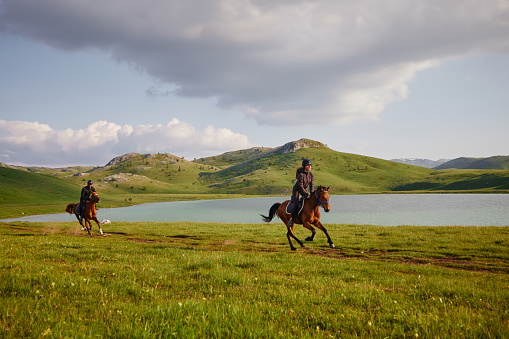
[286, 225, 305, 251]
[93, 218, 104, 235]
[315, 221, 335, 248]
[302, 222, 317, 241]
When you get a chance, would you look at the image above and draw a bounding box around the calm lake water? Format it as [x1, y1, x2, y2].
[2, 194, 508, 226]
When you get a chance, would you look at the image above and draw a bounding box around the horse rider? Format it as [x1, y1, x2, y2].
[287, 159, 314, 227]
[79, 180, 96, 221]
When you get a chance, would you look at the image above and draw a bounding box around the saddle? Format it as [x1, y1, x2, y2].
[286, 197, 305, 217]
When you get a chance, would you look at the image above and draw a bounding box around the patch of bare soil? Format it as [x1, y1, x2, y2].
[301, 248, 508, 274]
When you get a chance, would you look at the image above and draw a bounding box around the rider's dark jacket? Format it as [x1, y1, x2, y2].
[291, 168, 314, 203]
[80, 185, 96, 204]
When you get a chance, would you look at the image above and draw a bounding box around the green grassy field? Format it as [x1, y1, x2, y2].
[1, 221, 508, 338]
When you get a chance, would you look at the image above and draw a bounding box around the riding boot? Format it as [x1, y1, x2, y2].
[79, 203, 84, 222]
[288, 202, 298, 227]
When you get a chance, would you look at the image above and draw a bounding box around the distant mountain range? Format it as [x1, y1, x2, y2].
[391, 156, 509, 170]
[390, 158, 450, 169]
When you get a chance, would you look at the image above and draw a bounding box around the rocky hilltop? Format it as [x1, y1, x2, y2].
[105, 153, 141, 166]
[276, 138, 327, 154]
[105, 152, 183, 167]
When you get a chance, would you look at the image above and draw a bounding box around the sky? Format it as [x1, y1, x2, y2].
[1, 0, 509, 167]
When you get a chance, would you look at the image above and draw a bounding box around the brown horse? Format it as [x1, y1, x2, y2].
[261, 185, 335, 250]
[65, 191, 104, 236]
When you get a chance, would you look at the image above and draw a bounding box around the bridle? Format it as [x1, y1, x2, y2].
[90, 192, 100, 203]
[315, 189, 329, 209]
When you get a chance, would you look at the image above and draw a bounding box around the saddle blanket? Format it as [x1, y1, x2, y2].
[285, 198, 305, 215]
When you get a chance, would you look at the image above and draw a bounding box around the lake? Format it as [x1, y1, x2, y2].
[2, 194, 508, 226]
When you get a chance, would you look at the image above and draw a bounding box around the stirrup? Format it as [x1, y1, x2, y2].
[287, 219, 294, 227]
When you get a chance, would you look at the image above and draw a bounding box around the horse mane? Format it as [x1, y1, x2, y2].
[313, 185, 327, 193]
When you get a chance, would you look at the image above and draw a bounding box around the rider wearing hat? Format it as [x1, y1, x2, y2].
[79, 180, 96, 220]
[288, 159, 314, 227]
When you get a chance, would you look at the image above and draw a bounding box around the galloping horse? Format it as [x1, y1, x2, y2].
[65, 191, 103, 236]
[261, 185, 335, 250]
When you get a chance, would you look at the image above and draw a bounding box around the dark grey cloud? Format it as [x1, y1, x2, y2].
[2, 0, 509, 126]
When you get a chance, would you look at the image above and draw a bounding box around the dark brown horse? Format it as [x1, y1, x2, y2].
[261, 185, 335, 250]
[65, 191, 103, 236]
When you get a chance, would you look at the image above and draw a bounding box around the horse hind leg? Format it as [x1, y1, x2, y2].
[75, 213, 87, 230]
[84, 222, 92, 236]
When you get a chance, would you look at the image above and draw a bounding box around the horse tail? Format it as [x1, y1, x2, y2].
[65, 203, 75, 214]
[260, 203, 281, 223]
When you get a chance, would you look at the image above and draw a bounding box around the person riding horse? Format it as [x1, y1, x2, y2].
[80, 180, 96, 221]
[288, 159, 314, 227]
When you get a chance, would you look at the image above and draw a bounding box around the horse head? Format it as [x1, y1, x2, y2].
[315, 185, 331, 212]
[90, 191, 101, 203]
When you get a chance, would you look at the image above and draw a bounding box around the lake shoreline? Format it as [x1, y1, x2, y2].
[2, 194, 509, 226]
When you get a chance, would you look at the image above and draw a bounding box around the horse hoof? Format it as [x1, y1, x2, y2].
[330, 243, 335, 248]
[305, 237, 313, 241]
[291, 248, 298, 251]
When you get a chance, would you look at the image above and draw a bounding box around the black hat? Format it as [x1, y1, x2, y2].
[302, 159, 312, 167]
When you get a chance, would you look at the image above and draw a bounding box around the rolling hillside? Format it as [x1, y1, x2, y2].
[196, 147, 274, 168]
[0, 166, 79, 205]
[393, 169, 509, 191]
[43, 139, 433, 196]
[198, 139, 434, 194]
[435, 156, 509, 170]
[0, 166, 82, 218]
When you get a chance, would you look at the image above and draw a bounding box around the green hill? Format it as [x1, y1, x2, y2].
[0, 166, 82, 218]
[62, 139, 509, 195]
[86, 152, 217, 194]
[198, 139, 434, 194]
[196, 147, 274, 168]
[0, 166, 79, 204]
[435, 156, 509, 170]
[393, 169, 509, 191]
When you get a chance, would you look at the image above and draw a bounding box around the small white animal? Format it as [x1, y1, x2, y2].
[100, 219, 111, 224]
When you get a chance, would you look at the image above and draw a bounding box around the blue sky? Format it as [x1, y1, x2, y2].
[1, 0, 508, 167]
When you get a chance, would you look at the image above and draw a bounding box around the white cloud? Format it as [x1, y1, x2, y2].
[0, 119, 251, 166]
[1, 0, 509, 126]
